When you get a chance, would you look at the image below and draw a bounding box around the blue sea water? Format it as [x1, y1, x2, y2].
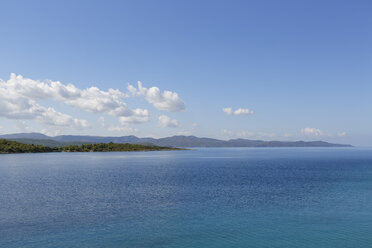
[1, 148, 372, 248]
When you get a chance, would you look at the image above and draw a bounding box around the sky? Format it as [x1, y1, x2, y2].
[0, 0, 371, 146]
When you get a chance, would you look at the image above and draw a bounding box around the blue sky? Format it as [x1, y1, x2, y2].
[0, 0, 371, 145]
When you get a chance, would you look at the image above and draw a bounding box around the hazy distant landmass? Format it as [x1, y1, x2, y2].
[0, 133, 352, 148]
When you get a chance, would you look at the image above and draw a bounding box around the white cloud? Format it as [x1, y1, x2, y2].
[337, 132, 347, 137]
[222, 128, 345, 141]
[222, 107, 253, 115]
[221, 129, 282, 140]
[222, 108, 233, 115]
[301, 128, 348, 138]
[175, 123, 197, 135]
[236, 131, 276, 139]
[0, 73, 150, 128]
[16, 121, 31, 132]
[158, 115, 179, 128]
[0, 87, 44, 119]
[99, 117, 138, 133]
[41, 107, 90, 129]
[283, 133, 294, 138]
[221, 129, 234, 136]
[235, 131, 255, 138]
[39, 129, 62, 137]
[301, 127, 323, 136]
[233, 108, 254, 115]
[119, 109, 150, 124]
[176, 130, 192, 135]
[128, 81, 185, 112]
[0, 79, 90, 129]
[4, 73, 137, 116]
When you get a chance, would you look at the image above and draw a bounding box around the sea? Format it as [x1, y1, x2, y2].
[0, 147, 372, 248]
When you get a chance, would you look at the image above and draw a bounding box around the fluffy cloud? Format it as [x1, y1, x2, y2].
[128, 81, 185, 112]
[41, 107, 90, 128]
[0, 77, 89, 129]
[301, 127, 323, 136]
[158, 115, 179, 128]
[4, 73, 144, 116]
[223, 107, 254, 115]
[0, 73, 149, 128]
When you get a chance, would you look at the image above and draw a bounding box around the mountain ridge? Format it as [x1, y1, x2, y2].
[0, 133, 353, 147]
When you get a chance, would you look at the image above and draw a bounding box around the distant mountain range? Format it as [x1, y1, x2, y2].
[0, 132, 352, 148]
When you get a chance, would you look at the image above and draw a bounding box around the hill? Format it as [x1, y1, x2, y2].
[0, 133, 352, 147]
[4, 138, 92, 147]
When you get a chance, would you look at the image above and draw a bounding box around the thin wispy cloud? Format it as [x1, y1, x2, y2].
[300, 128, 347, 138]
[119, 109, 150, 124]
[337, 132, 347, 137]
[158, 115, 179, 128]
[301, 127, 323, 136]
[223, 107, 254, 115]
[221, 129, 347, 140]
[99, 117, 138, 133]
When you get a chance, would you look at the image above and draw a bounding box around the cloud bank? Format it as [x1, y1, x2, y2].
[0, 74, 90, 129]
[0, 73, 151, 128]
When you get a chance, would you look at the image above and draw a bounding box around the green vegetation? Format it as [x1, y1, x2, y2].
[0, 139, 182, 154]
[0, 139, 58, 153]
[60, 142, 182, 152]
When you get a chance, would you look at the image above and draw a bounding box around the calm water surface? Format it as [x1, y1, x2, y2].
[1, 148, 372, 247]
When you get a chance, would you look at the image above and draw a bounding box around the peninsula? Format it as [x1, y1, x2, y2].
[0, 139, 183, 154]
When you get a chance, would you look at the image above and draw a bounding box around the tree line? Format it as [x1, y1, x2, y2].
[0, 139, 181, 154]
